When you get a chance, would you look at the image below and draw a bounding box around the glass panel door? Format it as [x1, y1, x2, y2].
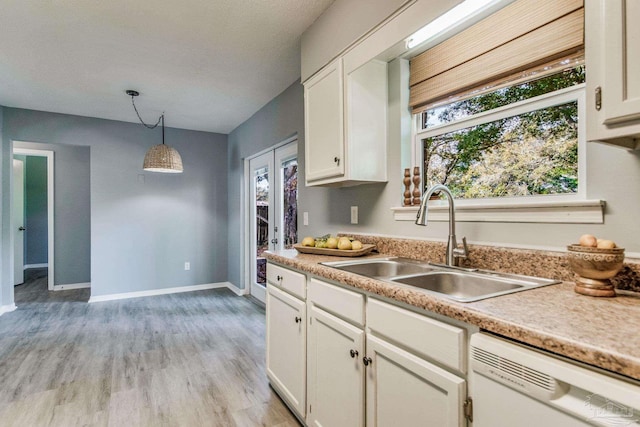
[275, 143, 298, 250]
[250, 152, 274, 302]
[248, 140, 298, 303]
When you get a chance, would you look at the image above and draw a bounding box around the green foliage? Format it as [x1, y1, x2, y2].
[423, 67, 583, 199]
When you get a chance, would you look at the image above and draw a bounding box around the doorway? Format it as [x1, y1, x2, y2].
[13, 148, 55, 291]
[247, 139, 298, 303]
[13, 158, 25, 285]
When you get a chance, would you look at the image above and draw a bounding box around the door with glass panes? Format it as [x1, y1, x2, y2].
[249, 141, 298, 302]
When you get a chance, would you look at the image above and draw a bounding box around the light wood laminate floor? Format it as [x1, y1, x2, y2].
[0, 270, 300, 427]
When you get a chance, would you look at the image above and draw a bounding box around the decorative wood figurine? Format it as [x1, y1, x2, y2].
[403, 168, 412, 206]
[412, 167, 421, 205]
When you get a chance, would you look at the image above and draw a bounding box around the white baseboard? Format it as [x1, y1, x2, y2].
[0, 304, 17, 316]
[24, 263, 48, 269]
[88, 282, 243, 303]
[226, 281, 249, 296]
[54, 282, 91, 291]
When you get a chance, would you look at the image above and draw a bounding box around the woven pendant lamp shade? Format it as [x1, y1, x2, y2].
[143, 144, 183, 173]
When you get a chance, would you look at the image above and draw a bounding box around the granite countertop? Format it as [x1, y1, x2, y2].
[264, 249, 640, 382]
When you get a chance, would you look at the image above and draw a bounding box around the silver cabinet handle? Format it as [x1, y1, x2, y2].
[350, 349, 359, 358]
[363, 356, 372, 366]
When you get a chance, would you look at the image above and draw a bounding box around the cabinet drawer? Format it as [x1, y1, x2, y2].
[367, 298, 466, 373]
[267, 263, 306, 299]
[308, 278, 365, 326]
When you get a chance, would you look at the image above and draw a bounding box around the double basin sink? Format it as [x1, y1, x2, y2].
[321, 257, 559, 302]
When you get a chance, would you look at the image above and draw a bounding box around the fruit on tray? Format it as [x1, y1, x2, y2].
[300, 235, 364, 251]
[337, 237, 352, 250]
[301, 236, 315, 247]
[578, 234, 617, 249]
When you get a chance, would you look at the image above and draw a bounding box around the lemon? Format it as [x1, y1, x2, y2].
[326, 237, 338, 249]
[337, 239, 352, 250]
[301, 236, 315, 247]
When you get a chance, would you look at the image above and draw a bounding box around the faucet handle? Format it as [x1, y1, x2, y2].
[454, 237, 469, 259]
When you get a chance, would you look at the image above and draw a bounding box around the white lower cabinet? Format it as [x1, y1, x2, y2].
[307, 305, 365, 427]
[266, 284, 306, 419]
[365, 334, 466, 427]
[266, 264, 471, 426]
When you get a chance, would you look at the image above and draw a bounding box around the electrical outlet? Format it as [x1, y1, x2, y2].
[303, 211, 309, 226]
[184, 262, 190, 271]
[350, 206, 358, 224]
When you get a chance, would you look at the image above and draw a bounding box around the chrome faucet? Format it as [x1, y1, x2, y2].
[416, 184, 469, 267]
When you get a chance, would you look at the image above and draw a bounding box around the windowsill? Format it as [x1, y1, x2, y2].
[391, 199, 605, 223]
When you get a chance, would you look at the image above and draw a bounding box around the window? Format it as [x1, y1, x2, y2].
[417, 66, 585, 201]
[393, 0, 602, 223]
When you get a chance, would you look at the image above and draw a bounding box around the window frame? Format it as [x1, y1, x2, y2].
[414, 83, 587, 206]
[392, 82, 603, 224]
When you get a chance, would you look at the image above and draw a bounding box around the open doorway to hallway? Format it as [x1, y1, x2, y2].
[12, 142, 91, 300]
[12, 150, 53, 290]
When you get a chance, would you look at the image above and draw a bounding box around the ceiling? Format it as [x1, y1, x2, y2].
[0, 0, 335, 134]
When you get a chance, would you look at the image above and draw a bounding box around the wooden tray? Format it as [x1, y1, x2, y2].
[293, 243, 376, 257]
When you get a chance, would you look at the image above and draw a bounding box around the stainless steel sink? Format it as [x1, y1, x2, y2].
[323, 258, 436, 278]
[393, 272, 529, 302]
[321, 257, 559, 302]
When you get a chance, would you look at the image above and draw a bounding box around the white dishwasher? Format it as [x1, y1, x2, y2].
[470, 333, 640, 427]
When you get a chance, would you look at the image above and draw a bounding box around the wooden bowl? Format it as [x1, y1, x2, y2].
[566, 244, 625, 297]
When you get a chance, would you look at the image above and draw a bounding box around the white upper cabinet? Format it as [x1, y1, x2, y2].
[302, 0, 462, 187]
[304, 56, 388, 187]
[304, 59, 345, 183]
[586, 0, 640, 148]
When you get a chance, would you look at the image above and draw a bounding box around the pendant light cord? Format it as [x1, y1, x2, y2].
[130, 95, 163, 130]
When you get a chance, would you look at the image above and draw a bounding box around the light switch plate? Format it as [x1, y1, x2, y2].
[303, 212, 309, 226]
[350, 206, 358, 224]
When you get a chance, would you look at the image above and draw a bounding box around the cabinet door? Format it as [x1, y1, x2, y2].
[307, 306, 365, 427]
[304, 59, 345, 183]
[365, 334, 466, 427]
[586, 0, 640, 146]
[266, 285, 306, 418]
[601, 0, 640, 125]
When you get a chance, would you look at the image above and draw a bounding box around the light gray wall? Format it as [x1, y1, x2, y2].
[25, 155, 48, 265]
[300, 61, 640, 254]
[0, 106, 12, 308]
[2, 108, 228, 297]
[229, 69, 640, 285]
[301, 0, 409, 81]
[14, 141, 91, 285]
[227, 80, 333, 289]
[294, 0, 640, 256]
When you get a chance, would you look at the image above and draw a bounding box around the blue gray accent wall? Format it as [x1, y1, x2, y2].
[2, 108, 228, 297]
[25, 155, 48, 265]
[0, 106, 10, 307]
[227, 80, 329, 289]
[14, 141, 90, 285]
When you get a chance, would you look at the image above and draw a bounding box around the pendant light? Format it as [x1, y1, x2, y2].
[126, 90, 183, 173]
